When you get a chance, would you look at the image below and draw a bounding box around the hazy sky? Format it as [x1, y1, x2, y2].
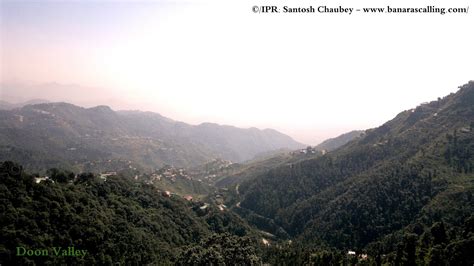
[1, 0, 473, 144]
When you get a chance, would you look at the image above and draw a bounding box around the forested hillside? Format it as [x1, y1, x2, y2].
[189, 150, 317, 188]
[1, 82, 473, 265]
[0, 103, 304, 171]
[234, 82, 474, 264]
[0, 161, 261, 265]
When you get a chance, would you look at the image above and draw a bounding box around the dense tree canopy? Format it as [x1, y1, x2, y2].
[0, 161, 258, 265]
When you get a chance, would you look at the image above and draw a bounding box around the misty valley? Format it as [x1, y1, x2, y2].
[0, 81, 473, 265]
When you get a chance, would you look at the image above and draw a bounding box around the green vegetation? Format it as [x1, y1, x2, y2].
[233, 81, 474, 264]
[0, 161, 259, 265]
[1, 82, 473, 264]
[176, 233, 262, 265]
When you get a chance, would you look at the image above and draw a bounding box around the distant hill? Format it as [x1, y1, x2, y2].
[233, 81, 474, 264]
[315, 130, 365, 151]
[0, 101, 15, 110]
[0, 102, 304, 171]
[0, 99, 50, 110]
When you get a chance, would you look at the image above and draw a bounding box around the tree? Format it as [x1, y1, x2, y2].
[47, 168, 74, 183]
[431, 222, 448, 245]
[176, 233, 261, 265]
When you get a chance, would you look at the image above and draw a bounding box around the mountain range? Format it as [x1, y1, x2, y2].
[0, 102, 304, 171]
[1, 81, 473, 265]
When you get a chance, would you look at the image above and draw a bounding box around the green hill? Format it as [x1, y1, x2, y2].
[0, 161, 261, 265]
[234, 81, 474, 264]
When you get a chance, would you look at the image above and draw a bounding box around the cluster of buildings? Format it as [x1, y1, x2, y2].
[34, 176, 53, 184]
[292, 147, 327, 155]
[149, 166, 192, 183]
[347, 250, 368, 260]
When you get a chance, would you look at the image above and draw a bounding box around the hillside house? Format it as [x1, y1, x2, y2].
[35, 176, 52, 184]
[100, 171, 117, 181]
[262, 238, 270, 246]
